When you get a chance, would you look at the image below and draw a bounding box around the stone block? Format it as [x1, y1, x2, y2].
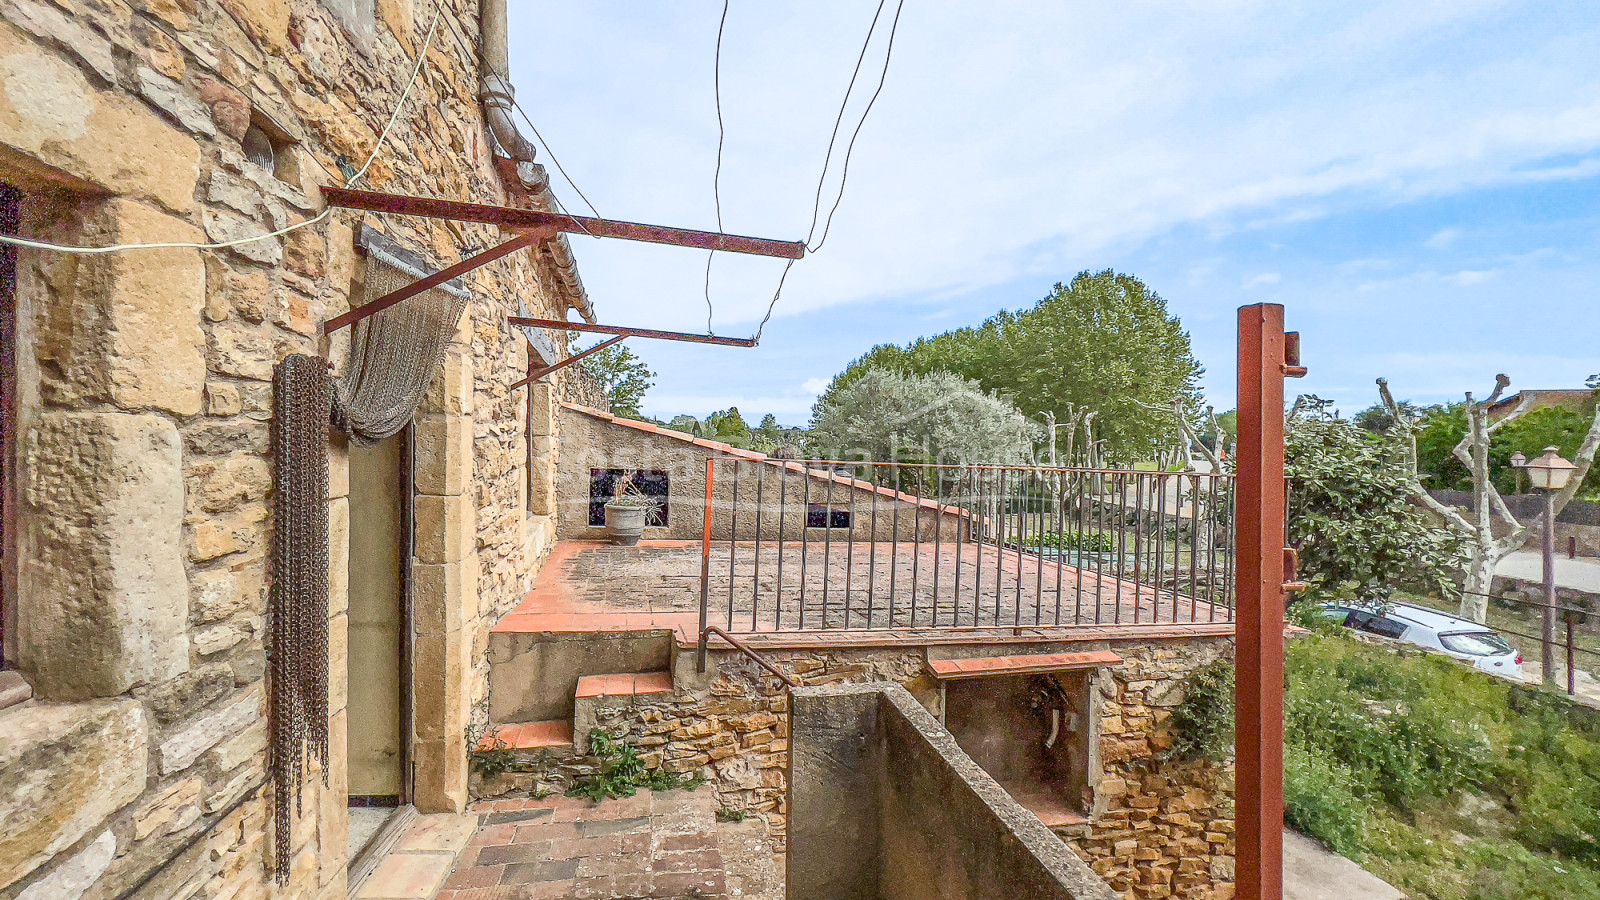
[421, 349, 473, 416]
[217, 0, 290, 51]
[329, 437, 351, 500]
[21, 412, 190, 699]
[328, 612, 347, 714]
[328, 497, 350, 617]
[43, 200, 207, 415]
[412, 739, 467, 814]
[412, 557, 477, 636]
[159, 685, 263, 775]
[412, 628, 470, 743]
[528, 383, 555, 437]
[14, 830, 116, 900]
[205, 720, 268, 776]
[413, 493, 475, 564]
[0, 20, 200, 211]
[0, 700, 147, 888]
[413, 414, 472, 496]
[191, 555, 267, 625]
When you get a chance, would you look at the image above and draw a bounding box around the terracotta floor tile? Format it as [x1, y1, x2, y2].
[354, 851, 453, 899]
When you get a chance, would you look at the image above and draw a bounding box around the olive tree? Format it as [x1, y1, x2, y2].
[807, 369, 1041, 466]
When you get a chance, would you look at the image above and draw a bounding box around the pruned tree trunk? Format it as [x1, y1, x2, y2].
[1379, 375, 1600, 623]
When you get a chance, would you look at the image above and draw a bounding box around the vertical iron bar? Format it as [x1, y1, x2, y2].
[954, 468, 968, 626]
[822, 470, 835, 629]
[933, 467, 944, 626]
[1206, 475, 1220, 622]
[1034, 471, 1045, 625]
[1114, 474, 1128, 624]
[752, 462, 763, 632]
[868, 473, 879, 627]
[1155, 474, 1169, 624]
[1074, 472, 1085, 625]
[1133, 473, 1145, 624]
[799, 467, 811, 630]
[910, 471, 923, 627]
[995, 469, 1006, 626]
[1236, 302, 1289, 900]
[973, 469, 985, 627]
[1014, 470, 1026, 627]
[1093, 470, 1105, 624]
[1190, 474, 1201, 617]
[776, 462, 787, 630]
[888, 474, 901, 628]
[728, 460, 739, 630]
[697, 459, 715, 672]
[843, 467, 858, 629]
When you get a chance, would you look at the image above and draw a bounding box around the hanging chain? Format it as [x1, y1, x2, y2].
[270, 353, 331, 884]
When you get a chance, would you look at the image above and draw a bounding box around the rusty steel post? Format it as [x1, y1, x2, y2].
[1236, 303, 1291, 900]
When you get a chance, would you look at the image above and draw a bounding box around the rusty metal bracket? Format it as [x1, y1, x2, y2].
[1282, 547, 1310, 593]
[321, 187, 806, 259]
[1282, 331, 1308, 378]
[508, 335, 624, 390]
[508, 317, 757, 348]
[323, 230, 549, 334]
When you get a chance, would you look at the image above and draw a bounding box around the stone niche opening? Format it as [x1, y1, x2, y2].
[943, 670, 1095, 826]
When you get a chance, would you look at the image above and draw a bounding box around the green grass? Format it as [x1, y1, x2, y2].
[1169, 632, 1600, 899]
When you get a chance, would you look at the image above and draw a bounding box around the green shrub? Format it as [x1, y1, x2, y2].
[566, 729, 702, 803]
[1283, 744, 1367, 858]
[1165, 657, 1235, 762]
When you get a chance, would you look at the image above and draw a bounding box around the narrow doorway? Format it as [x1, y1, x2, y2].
[346, 428, 413, 858]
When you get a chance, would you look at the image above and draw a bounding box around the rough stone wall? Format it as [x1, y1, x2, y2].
[0, 0, 584, 897]
[475, 637, 1236, 900]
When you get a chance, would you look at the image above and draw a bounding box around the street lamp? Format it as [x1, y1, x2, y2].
[1525, 447, 1576, 689]
[1510, 450, 1527, 494]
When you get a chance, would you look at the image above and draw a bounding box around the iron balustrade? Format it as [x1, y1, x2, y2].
[696, 459, 1236, 635]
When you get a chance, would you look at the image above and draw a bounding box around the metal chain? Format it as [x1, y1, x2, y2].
[270, 354, 331, 884]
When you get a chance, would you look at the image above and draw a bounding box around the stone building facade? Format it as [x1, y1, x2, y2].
[0, 0, 599, 897]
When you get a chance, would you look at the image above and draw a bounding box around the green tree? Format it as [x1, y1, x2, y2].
[1285, 398, 1464, 607]
[807, 369, 1041, 465]
[816, 270, 1202, 463]
[703, 407, 751, 448]
[576, 338, 655, 419]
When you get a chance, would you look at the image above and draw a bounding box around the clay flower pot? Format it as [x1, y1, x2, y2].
[604, 502, 649, 546]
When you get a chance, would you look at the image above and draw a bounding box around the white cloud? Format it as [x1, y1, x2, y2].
[510, 2, 1600, 333]
[800, 377, 830, 394]
[1242, 272, 1282, 289]
[1425, 227, 1461, 249]
[1447, 269, 1497, 286]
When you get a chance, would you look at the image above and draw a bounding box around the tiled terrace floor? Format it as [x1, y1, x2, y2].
[437, 787, 781, 900]
[494, 541, 1235, 646]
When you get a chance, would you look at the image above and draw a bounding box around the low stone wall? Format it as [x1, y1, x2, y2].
[474, 636, 1237, 900]
[788, 682, 1121, 900]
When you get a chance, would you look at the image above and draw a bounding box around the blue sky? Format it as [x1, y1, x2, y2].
[508, 1, 1600, 426]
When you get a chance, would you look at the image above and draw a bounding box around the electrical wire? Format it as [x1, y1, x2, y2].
[803, 0, 888, 248]
[0, 9, 443, 255]
[705, 0, 731, 334]
[753, 0, 906, 342]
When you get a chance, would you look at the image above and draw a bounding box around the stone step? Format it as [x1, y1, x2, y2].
[574, 671, 674, 700]
[573, 671, 675, 753]
[475, 720, 574, 752]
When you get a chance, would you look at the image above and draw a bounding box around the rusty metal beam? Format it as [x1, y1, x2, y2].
[508, 335, 624, 390]
[323, 230, 548, 333]
[322, 187, 806, 260]
[1235, 303, 1289, 900]
[507, 316, 756, 348]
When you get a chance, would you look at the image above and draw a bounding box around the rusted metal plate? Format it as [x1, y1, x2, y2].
[322, 187, 806, 259]
[507, 316, 757, 348]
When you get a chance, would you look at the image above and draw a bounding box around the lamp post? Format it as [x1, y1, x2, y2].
[1524, 447, 1577, 688]
[1509, 450, 1527, 494]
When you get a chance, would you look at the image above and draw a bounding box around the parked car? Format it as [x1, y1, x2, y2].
[1319, 602, 1522, 676]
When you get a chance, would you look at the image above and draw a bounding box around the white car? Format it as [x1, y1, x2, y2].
[1320, 602, 1522, 676]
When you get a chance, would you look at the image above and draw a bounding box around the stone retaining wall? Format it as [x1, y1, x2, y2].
[474, 637, 1237, 900]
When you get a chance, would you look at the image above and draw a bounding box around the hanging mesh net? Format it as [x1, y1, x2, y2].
[332, 257, 468, 443]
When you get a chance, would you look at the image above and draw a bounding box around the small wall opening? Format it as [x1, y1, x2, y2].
[806, 503, 851, 529]
[943, 671, 1093, 825]
[588, 468, 668, 527]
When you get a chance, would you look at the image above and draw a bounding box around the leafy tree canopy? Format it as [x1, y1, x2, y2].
[575, 337, 655, 419]
[1414, 402, 1600, 499]
[807, 369, 1042, 465]
[816, 270, 1202, 463]
[1286, 397, 1464, 607]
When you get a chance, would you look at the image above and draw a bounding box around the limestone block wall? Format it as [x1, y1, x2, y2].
[475, 636, 1236, 900]
[0, 0, 588, 897]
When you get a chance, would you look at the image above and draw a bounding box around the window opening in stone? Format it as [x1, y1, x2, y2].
[807, 503, 850, 529]
[242, 115, 300, 184]
[943, 671, 1093, 826]
[589, 468, 668, 527]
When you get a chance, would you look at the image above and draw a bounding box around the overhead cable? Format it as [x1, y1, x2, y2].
[0, 9, 443, 255]
[705, 0, 732, 334]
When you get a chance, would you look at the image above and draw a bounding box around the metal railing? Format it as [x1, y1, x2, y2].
[696, 459, 1236, 636]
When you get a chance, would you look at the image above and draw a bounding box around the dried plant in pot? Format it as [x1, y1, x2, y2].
[603, 471, 655, 546]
